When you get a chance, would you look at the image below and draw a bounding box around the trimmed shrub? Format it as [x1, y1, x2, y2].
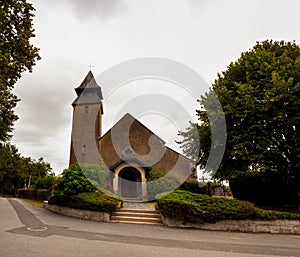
[179, 180, 208, 195]
[18, 189, 51, 201]
[48, 191, 119, 213]
[48, 163, 120, 213]
[156, 190, 300, 223]
[229, 170, 298, 209]
[147, 167, 181, 200]
[147, 168, 209, 199]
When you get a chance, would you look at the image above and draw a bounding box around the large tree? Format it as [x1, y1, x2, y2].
[0, 143, 53, 195]
[179, 40, 300, 206]
[0, 0, 40, 141]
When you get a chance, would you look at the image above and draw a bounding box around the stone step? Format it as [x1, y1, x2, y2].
[116, 208, 158, 214]
[113, 211, 161, 218]
[111, 208, 162, 225]
[110, 220, 162, 225]
[111, 215, 162, 224]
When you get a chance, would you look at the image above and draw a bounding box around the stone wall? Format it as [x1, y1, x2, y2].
[43, 202, 110, 222]
[161, 216, 300, 235]
[43, 201, 300, 235]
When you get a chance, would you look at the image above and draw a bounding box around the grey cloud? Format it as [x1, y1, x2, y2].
[12, 84, 73, 172]
[186, 0, 214, 14]
[12, 69, 75, 149]
[187, 0, 212, 7]
[52, 0, 128, 21]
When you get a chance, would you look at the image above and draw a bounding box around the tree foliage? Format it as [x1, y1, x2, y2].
[146, 166, 177, 199]
[52, 164, 96, 198]
[0, 0, 40, 141]
[49, 163, 120, 212]
[179, 40, 300, 206]
[51, 163, 113, 198]
[79, 162, 112, 189]
[0, 143, 53, 195]
[32, 174, 55, 190]
[229, 170, 298, 209]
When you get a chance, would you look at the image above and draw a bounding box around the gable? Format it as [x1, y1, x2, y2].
[99, 113, 193, 176]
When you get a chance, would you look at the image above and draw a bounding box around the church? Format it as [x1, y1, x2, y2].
[69, 71, 195, 201]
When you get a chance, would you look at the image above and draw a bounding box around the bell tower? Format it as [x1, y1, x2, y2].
[69, 71, 103, 165]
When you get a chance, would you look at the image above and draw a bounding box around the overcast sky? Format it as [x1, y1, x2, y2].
[11, 0, 300, 174]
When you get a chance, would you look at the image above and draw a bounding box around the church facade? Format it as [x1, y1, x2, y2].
[69, 71, 195, 201]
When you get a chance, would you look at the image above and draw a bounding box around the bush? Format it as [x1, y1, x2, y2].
[48, 191, 119, 213]
[52, 163, 95, 198]
[229, 170, 298, 209]
[147, 167, 181, 200]
[48, 163, 120, 213]
[179, 180, 208, 195]
[156, 190, 300, 223]
[33, 176, 54, 190]
[18, 188, 51, 201]
[79, 162, 113, 190]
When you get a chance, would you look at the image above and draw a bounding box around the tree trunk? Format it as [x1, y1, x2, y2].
[297, 184, 300, 213]
[295, 174, 300, 213]
[0, 176, 5, 195]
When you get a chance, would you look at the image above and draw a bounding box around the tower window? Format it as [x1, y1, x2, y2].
[84, 105, 89, 114]
[82, 145, 86, 154]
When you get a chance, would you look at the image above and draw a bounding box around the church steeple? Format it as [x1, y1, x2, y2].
[72, 70, 103, 107]
[69, 71, 103, 165]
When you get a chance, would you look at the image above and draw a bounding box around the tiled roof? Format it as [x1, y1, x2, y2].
[72, 71, 103, 106]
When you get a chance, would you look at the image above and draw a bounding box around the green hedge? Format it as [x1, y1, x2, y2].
[179, 180, 208, 195]
[18, 189, 51, 201]
[229, 170, 298, 209]
[48, 163, 120, 213]
[146, 168, 207, 200]
[48, 191, 119, 213]
[156, 190, 300, 223]
[147, 167, 181, 200]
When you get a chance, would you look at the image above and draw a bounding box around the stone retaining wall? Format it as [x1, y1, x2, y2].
[43, 202, 110, 222]
[43, 202, 300, 234]
[161, 216, 300, 235]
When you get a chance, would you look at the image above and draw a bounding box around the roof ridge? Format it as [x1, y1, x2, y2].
[100, 113, 165, 144]
[73, 71, 103, 103]
[77, 70, 98, 89]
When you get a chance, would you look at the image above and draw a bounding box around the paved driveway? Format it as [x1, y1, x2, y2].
[0, 197, 299, 257]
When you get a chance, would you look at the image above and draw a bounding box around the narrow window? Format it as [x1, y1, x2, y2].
[84, 105, 88, 114]
[82, 145, 86, 154]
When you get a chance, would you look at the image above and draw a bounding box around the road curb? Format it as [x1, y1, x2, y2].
[161, 216, 300, 234]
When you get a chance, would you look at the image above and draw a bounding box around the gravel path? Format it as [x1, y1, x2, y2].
[122, 201, 155, 210]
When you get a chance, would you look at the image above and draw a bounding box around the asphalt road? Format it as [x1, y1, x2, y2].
[0, 197, 299, 257]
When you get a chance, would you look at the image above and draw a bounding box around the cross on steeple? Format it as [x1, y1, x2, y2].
[200, 175, 208, 183]
[88, 63, 94, 70]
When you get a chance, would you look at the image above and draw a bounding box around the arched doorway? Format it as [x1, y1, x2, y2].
[118, 167, 142, 199]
